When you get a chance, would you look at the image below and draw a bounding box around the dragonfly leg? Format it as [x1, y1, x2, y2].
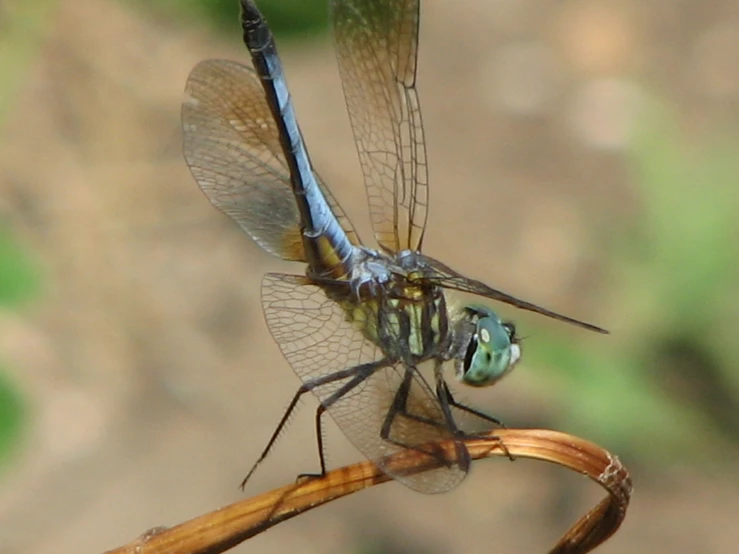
[437, 378, 505, 428]
[379, 365, 414, 441]
[296, 359, 389, 482]
[379, 368, 471, 473]
[241, 359, 388, 489]
[436, 379, 514, 461]
[295, 403, 329, 482]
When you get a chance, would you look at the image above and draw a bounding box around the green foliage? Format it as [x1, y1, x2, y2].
[529, 103, 739, 465]
[0, 228, 40, 308]
[0, 0, 46, 475]
[0, 371, 25, 470]
[0, 227, 37, 471]
[143, 0, 329, 39]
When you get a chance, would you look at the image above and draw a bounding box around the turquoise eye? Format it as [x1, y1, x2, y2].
[460, 312, 520, 387]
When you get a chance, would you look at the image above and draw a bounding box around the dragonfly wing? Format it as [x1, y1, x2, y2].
[331, 0, 429, 253]
[262, 272, 467, 493]
[419, 254, 609, 334]
[182, 59, 359, 261]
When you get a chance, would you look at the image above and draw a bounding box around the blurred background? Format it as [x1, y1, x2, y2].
[1, 0, 738, 552]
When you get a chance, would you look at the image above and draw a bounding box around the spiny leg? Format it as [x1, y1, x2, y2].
[431, 375, 473, 470]
[380, 367, 470, 473]
[437, 378, 505, 428]
[383, 383, 448, 429]
[436, 378, 514, 461]
[241, 360, 387, 489]
[379, 365, 415, 443]
[295, 359, 389, 482]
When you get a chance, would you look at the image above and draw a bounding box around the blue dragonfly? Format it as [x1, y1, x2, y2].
[182, 0, 607, 493]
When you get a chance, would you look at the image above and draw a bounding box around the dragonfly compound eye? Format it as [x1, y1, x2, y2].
[461, 315, 520, 387]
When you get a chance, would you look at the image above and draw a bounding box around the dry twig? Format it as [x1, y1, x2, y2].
[106, 428, 631, 554]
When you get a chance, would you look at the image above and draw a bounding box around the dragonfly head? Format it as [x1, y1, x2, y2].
[455, 306, 521, 387]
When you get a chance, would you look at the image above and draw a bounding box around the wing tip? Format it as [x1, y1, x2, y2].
[590, 324, 610, 335]
[575, 319, 609, 334]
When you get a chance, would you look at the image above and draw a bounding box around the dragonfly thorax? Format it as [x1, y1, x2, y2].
[346, 246, 394, 294]
[332, 247, 450, 364]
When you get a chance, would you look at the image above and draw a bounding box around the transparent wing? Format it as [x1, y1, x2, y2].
[182, 59, 360, 261]
[418, 253, 609, 334]
[331, 0, 429, 253]
[262, 272, 468, 493]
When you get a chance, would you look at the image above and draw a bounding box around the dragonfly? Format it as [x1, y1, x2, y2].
[182, 0, 607, 494]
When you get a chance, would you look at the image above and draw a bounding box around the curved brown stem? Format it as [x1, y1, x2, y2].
[105, 428, 631, 554]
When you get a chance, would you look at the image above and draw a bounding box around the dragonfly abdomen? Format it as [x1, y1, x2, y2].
[241, 2, 356, 277]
